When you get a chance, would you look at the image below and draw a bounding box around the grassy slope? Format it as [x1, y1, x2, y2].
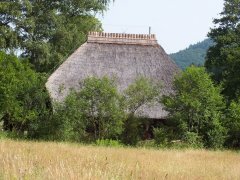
[0, 139, 240, 179]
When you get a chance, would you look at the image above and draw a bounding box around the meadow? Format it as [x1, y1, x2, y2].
[0, 139, 240, 179]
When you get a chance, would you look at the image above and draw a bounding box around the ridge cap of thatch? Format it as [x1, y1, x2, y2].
[88, 31, 158, 46]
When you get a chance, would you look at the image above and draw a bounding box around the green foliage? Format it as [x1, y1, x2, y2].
[78, 77, 126, 140]
[224, 99, 240, 148]
[183, 132, 203, 149]
[123, 77, 160, 115]
[49, 92, 87, 142]
[205, 121, 226, 149]
[121, 77, 160, 145]
[170, 39, 214, 69]
[0, 0, 113, 72]
[0, 52, 50, 136]
[162, 66, 226, 148]
[52, 77, 125, 141]
[121, 116, 141, 145]
[205, 0, 240, 100]
[153, 128, 169, 146]
[0, 131, 8, 140]
[95, 139, 123, 147]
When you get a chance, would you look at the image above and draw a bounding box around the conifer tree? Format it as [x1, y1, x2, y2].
[205, 0, 240, 100]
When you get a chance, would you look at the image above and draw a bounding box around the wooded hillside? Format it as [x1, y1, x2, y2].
[170, 39, 214, 69]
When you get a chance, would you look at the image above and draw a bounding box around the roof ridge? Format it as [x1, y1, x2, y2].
[88, 32, 156, 40]
[87, 32, 158, 46]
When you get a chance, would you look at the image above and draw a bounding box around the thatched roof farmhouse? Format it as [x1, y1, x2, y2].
[46, 32, 179, 119]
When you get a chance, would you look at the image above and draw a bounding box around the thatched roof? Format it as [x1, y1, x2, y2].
[46, 32, 180, 119]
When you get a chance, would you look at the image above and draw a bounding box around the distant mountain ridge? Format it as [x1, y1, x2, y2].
[169, 39, 214, 69]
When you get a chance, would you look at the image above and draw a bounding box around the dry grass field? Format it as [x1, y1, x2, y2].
[0, 139, 240, 180]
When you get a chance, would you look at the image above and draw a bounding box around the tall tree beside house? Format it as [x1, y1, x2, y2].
[0, 51, 50, 135]
[0, 0, 113, 72]
[205, 0, 240, 101]
[162, 66, 226, 148]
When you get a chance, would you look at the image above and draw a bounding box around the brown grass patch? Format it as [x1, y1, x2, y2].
[0, 139, 239, 179]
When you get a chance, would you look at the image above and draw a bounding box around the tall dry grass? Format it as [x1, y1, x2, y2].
[0, 139, 239, 179]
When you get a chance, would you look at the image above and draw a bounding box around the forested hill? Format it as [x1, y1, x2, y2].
[169, 39, 214, 69]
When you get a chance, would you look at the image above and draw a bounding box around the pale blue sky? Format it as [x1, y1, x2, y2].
[98, 0, 224, 53]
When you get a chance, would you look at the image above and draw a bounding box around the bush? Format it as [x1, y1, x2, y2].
[0, 131, 8, 139]
[0, 130, 28, 140]
[34, 77, 126, 143]
[0, 52, 50, 136]
[77, 77, 126, 140]
[153, 128, 169, 146]
[224, 100, 240, 148]
[205, 121, 226, 149]
[121, 116, 141, 146]
[123, 77, 161, 115]
[54, 92, 87, 142]
[95, 139, 123, 147]
[121, 77, 161, 146]
[162, 66, 226, 149]
[183, 132, 203, 149]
